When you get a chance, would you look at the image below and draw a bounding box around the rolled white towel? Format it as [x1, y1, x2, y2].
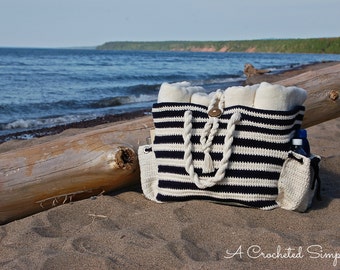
[158, 82, 190, 103]
[208, 91, 216, 98]
[224, 84, 258, 107]
[187, 85, 205, 96]
[191, 92, 211, 107]
[285, 85, 308, 109]
[253, 82, 307, 111]
[157, 81, 205, 103]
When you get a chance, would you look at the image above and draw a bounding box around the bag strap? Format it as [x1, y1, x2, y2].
[182, 91, 241, 189]
[310, 156, 322, 201]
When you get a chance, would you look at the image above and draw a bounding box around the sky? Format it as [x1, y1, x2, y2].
[0, 0, 339, 48]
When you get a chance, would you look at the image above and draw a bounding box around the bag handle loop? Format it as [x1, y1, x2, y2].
[182, 92, 241, 189]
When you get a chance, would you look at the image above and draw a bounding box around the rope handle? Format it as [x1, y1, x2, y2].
[182, 100, 242, 189]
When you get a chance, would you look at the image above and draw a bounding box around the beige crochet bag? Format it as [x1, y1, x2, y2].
[276, 151, 321, 212]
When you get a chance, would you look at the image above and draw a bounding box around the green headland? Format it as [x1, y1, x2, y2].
[97, 37, 340, 54]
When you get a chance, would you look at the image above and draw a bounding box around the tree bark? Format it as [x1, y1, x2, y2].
[0, 117, 154, 224]
[274, 63, 340, 128]
[0, 141, 139, 224]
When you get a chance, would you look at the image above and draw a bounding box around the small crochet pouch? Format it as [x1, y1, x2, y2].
[276, 151, 321, 212]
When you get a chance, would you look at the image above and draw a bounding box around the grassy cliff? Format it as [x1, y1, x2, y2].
[96, 37, 340, 54]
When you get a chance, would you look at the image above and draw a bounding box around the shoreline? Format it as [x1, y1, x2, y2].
[1, 60, 339, 146]
[0, 109, 151, 144]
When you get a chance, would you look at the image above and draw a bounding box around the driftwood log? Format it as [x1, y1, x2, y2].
[0, 143, 138, 225]
[244, 62, 340, 127]
[0, 63, 339, 224]
[244, 63, 270, 77]
[0, 117, 153, 224]
[275, 63, 340, 128]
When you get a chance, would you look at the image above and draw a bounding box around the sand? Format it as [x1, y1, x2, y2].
[0, 62, 339, 270]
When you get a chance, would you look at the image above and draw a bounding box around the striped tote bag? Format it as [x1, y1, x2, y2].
[140, 91, 305, 210]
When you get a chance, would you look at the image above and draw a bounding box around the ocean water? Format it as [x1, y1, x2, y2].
[1, 48, 340, 140]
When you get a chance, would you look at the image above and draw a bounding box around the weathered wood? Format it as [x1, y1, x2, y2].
[0, 117, 154, 224]
[274, 63, 340, 128]
[244, 63, 270, 77]
[0, 140, 139, 224]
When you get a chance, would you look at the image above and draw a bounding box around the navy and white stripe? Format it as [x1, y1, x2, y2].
[151, 103, 305, 210]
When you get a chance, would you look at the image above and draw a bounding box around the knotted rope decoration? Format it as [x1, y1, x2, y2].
[183, 109, 241, 189]
[199, 90, 225, 173]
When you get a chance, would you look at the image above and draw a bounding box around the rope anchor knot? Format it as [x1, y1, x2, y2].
[183, 90, 241, 189]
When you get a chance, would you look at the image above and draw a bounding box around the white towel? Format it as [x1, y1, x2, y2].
[224, 84, 258, 107]
[190, 91, 219, 107]
[191, 92, 211, 107]
[157, 81, 307, 111]
[253, 82, 307, 111]
[158, 81, 205, 103]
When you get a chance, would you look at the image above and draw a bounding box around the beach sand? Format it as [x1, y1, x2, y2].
[0, 62, 339, 269]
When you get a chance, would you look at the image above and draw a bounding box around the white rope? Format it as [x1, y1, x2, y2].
[200, 90, 225, 173]
[200, 117, 219, 173]
[183, 109, 241, 189]
[207, 89, 224, 112]
[213, 111, 241, 181]
[183, 110, 196, 183]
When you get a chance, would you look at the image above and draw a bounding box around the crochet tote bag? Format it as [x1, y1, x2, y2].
[140, 91, 305, 210]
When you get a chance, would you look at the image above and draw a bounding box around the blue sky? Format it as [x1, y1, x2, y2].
[1, 0, 339, 48]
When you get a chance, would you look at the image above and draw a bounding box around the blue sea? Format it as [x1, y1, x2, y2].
[1, 48, 340, 141]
